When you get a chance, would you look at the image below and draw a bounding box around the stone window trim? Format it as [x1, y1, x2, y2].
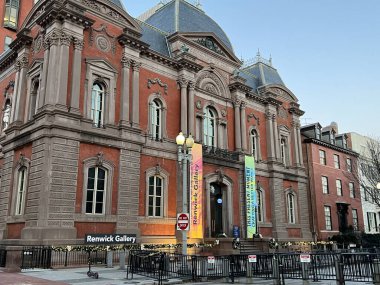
[11, 154, 31, 217]
[25, 60, 42, 121]
[248, 126, 261, 162]
[201, 104, 226, 149]
[285, 188, 298, 224]
[84, 59, 117, 127]
[257, 186, 265, 223]
[1, 98, 11, 131]
[324, 205, 332, 231]
[145, 166, 169, 218]
[147, 93, 168, 141]
[278, 125, 291, 166]
[81, 154, 115, 216]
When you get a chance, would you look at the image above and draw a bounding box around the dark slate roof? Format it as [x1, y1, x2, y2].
[242, 62, 284, 91]
[144, 0, 234, 52]
[139, 21, 170, 57]
[109, 0, 124, 9]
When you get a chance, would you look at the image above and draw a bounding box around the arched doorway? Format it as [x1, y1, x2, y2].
[210, 183, 224, 237]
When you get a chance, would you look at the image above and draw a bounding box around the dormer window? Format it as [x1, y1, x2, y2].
[343, 137, 347, 149]
[330, 131, 335, 145]
[316, 127, 321, 140]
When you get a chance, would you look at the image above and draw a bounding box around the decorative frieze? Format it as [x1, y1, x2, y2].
[147, 78, 168, 95]
[89, 24, 116, 54]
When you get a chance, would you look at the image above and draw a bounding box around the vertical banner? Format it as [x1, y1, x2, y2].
[245, 156, 257, 238]
[190, 143, 203, 239]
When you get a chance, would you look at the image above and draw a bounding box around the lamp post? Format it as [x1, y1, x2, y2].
[176, 131, 194, 255]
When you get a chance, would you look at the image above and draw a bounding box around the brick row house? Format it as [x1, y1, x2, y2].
[301, 123, 363, 241]
[0, 0, 314, 246]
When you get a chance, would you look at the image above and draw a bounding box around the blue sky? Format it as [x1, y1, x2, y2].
[122, 0, 380, 136]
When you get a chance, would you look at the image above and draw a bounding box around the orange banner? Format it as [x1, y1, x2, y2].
[189, 143, 203, 239]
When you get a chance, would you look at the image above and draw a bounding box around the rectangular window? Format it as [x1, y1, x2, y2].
[347, 158, 352, 172]
[352, 209, 358, 231]
[334, 154, 340, 169]
[15, 167, 27, 215]
[4, 0, 20, 29]
[148, 176, 163, 217]
[322, 176, 329, 194]
[349, 182, 355, 198]
[4, 36, 12, 51]
[324, 206, 332, 230]
[85, 167, 106, 214]
[367, 212, 378, 232]
[336, 179, 342, 196]
[319, 150, 326, 165]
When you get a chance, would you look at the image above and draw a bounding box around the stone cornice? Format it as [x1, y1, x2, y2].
[229, 81, 252, 93]
[35, 1, 94, 29]
[117, 33, 149, 52]
[9, 29, 33, 52]
[175, 54, 203, 73]
[289, 106, 305, 116]
[0, 50, 17, 73]
[303, 137, 359, 157]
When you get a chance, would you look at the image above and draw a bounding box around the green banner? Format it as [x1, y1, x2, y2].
[245, 156, 257, 238]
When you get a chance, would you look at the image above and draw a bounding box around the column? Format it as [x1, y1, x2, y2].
[240, 101, 247, 151]
[265, 111, 275, 161]
[178, 77, 188, 135]
[217, 119, 224, 149]
[56, 31, 70, 107]
[38, 37, 50, 110]
[273, 115, 280, 161]
[13, 54, 29, 123]
[70, 38, 83, 113]
[131, 61, 141, 128]
[233, 97, 241, 151]
[188, 81, 195, 136]
[120, 53, 131, 126]
[45, 31, 59, 106]
[292, 119, 300, 166]
[297, 124, 303, 165]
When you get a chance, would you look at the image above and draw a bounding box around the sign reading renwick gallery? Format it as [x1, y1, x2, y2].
[85, 234, 137, 244]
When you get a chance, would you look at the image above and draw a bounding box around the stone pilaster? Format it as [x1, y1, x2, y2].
[13, 53, 29, 124]
[240, 101, 247, 151]
[291, 119, 301, 166]
[38, 37, 50, 110]
[120, 53, 131, 126]
[265, 111, 276, 161]
[116, 149, 140, 236]
[298, 181, 312, 239]
[297, 125, 303, 165]
[56, 32, 71, 107]
[269, 177, 287, 239]
[0, 151, 15, 239]
[178, 77, 188, 135]
[273, 114, 280, 161]
[131, 61, 141, 128]
[70, 37, 83, 113]
[188, 81, 195, 136]
[233, 97, 241, 151]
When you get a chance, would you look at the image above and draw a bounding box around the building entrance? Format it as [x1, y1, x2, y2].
[210, 183, 224, 237]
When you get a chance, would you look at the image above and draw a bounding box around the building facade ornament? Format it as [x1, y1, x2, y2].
[195, 100, 202, 110]
[17, 153, 28, 168]
[132, 61, 141, 72]
[248, 113, 260, 125]
[33, 34, 43, 53]
[121, 53, 132, 68]
[89, 24, 116, 54]
[73, 38, 84, 51]
[147, 78, 168, 95]
[95, 152, 104, 167]
[177, 77, 188, 88]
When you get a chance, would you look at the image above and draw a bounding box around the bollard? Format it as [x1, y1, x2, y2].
[246, 257, 253, 284]
[119, 250, 126, 270]
[106, 250, 113, 268]
[335, 260, 345, 285]
[373, 259, 380, 285]
[272, 257, 280, 285]
[301, 262, 309, 285]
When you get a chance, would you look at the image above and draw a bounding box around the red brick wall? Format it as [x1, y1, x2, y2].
[139, 224, 174, 236]
[75, 222, 116, 238]
[7, 223, 25, 239]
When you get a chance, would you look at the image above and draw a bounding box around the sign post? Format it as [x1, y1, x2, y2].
[177, 213, 190, 231]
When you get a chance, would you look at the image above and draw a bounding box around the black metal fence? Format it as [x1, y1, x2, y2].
[127, 250, 380, 284]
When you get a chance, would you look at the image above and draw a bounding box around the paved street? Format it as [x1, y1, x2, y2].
[0, 266, 374, 285]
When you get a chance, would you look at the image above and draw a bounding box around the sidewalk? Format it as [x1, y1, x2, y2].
[0, 266, 374, 285]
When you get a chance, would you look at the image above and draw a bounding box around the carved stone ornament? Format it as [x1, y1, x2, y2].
[73, 38, 84, 51]
[33, 35, 43, 53]
[132, 61, 141, 72]
[177, 77, 188, 88]
[278, 106, 288, 119]
[121, 53, 131, 68]
[215, 168, 225, 184]
[89, 24, 116, 54]
[80, 0, 129, 25]
[204, 83, 218, 94]
[196, 100, 202, 110]
[17, 153, 28, 168]
[196, 71, 225, 98]
[60, 32, 71, 46]
[221, 109, 227, 117]
[248, 113, 260, 125]
[194, 37, 226, 57]
[147, 78, 168, 95]
[95, 152, 104, 167]
[4, 80, 14, 97]
[154, 164, 161, 175]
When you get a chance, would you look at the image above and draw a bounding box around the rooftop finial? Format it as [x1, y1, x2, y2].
[269, 54, 272, 66]
[256, 49, 261, 58]
[194, 0, 203, 10]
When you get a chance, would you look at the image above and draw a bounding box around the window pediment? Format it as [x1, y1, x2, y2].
[85, 59, 117, 74]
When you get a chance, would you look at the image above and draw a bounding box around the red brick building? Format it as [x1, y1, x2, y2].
[301, 122, 363, 241]
[0, 0, 312, 246]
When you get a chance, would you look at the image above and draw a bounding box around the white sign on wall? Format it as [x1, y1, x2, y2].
[300, 254, 311, 263]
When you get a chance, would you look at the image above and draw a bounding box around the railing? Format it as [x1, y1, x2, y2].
[202, 145, 239, 162]
[21, 246, 52, 269]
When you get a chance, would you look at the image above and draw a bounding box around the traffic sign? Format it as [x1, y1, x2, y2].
[300, 254, 311, 263]
[177, 213, 190, 231]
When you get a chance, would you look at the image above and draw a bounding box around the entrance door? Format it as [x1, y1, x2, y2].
[210, 183, 223, 237]
[337, 203, 348, 233]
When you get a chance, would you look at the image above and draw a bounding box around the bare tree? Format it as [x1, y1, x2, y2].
[358, 139, 380, 208]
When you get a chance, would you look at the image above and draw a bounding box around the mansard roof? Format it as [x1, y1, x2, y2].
[141, 0, 234, 53]
[109, 0, 124, 9]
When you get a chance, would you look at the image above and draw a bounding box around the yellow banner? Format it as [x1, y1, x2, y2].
[189, 143, 203, 239]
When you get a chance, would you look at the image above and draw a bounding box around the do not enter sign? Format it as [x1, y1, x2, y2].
[177, 213, 190, 231]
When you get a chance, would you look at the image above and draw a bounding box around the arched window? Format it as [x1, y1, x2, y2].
[204, 107, 216, 147]
[29, 79, 39, 120]
[91, 83, 105, 128]
[15, 166, 27, 215]
[2, 99, 11, 130]
[150, 99, 162, 140]
[250, 129, 258, 160]
[85, 166, 107, 214]
[148, 175, 163, 217]
[257, 189, 264, 222]
[287, 192, 296, 224]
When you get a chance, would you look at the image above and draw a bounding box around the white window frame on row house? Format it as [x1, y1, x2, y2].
[145, 166, 169, 218]
[84, 59, 117, 128]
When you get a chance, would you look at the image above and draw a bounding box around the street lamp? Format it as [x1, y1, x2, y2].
[176, 131, 194, 255]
